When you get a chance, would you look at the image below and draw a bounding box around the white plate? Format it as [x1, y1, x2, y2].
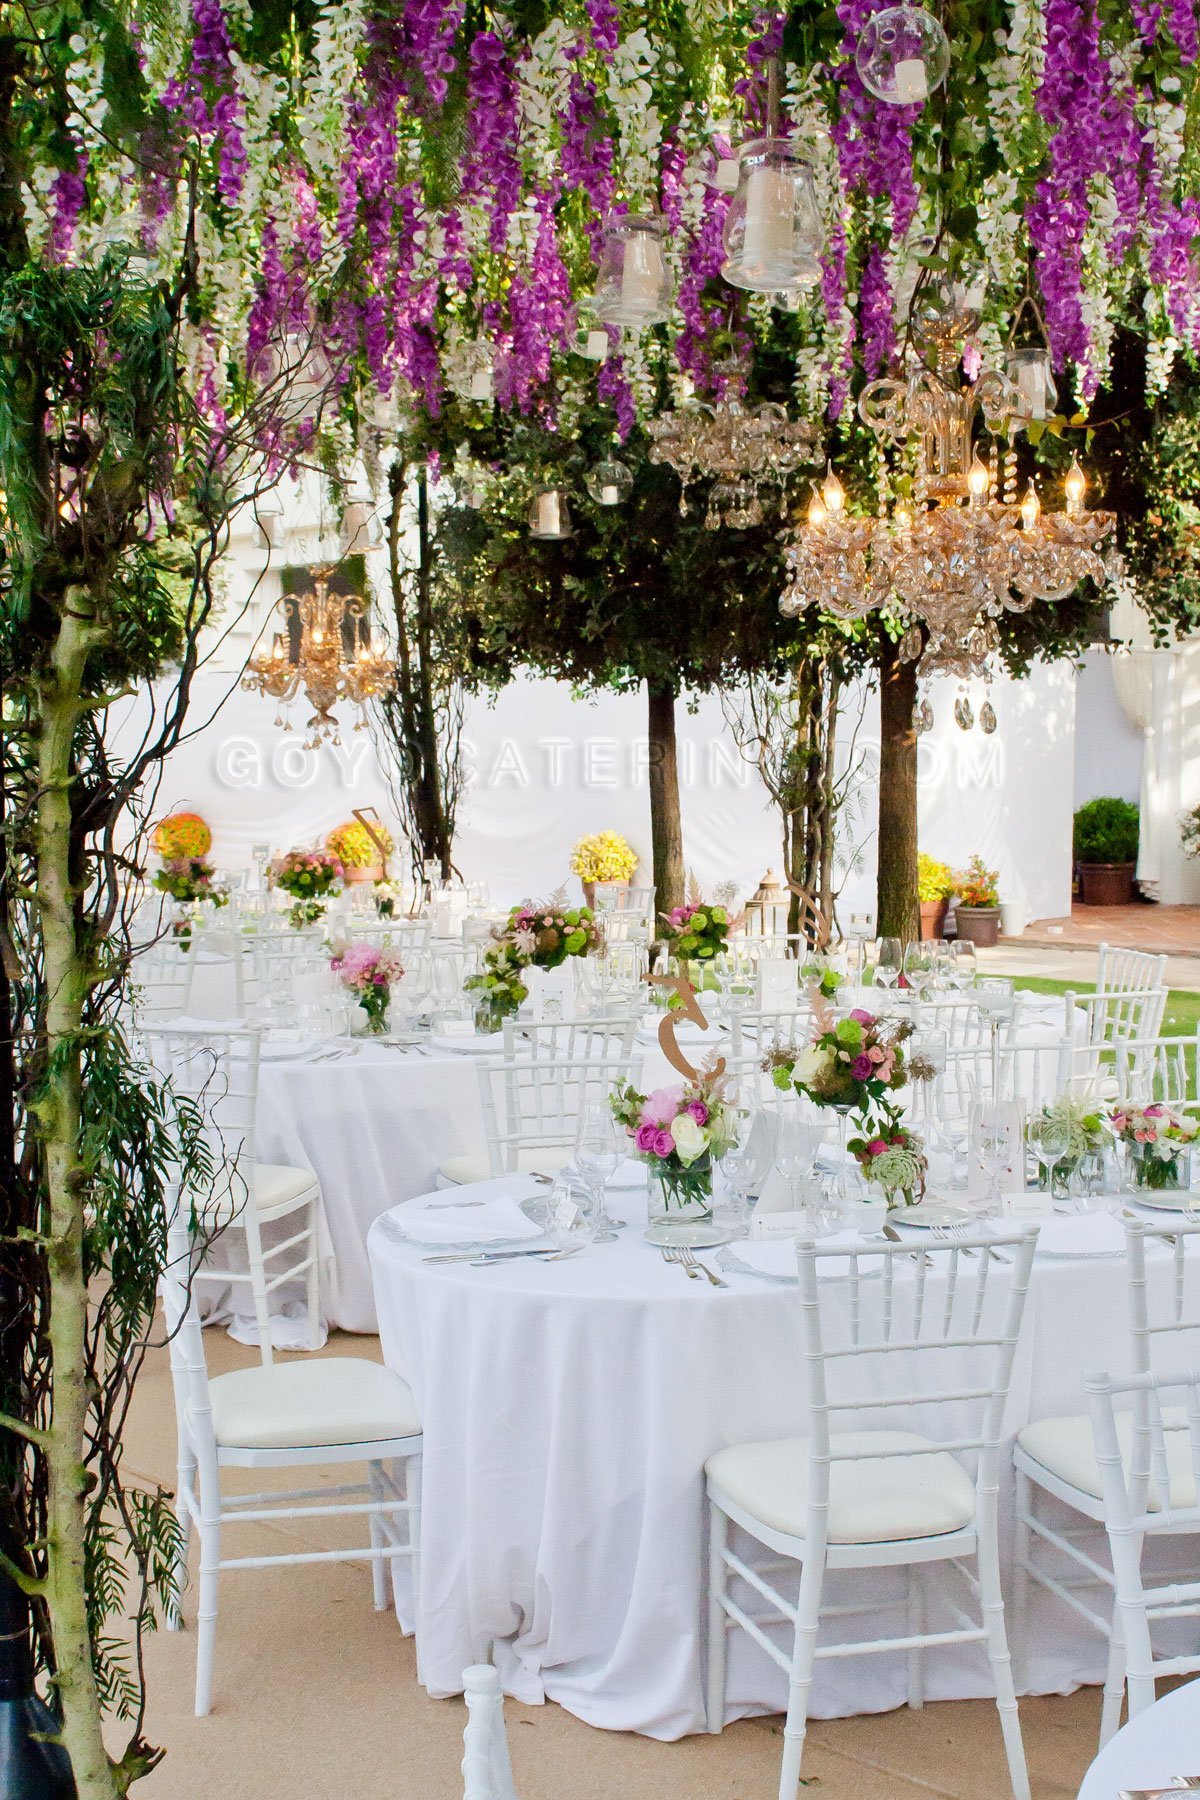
[427, 1031, 503, 1056]
[888, 1201, 974, 1231]
[1127, 1191, 1200, 1215]
[259, 1037, 321, 1061]
[644, 1220, 735, 1249]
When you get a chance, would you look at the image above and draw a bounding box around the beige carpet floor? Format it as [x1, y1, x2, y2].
[118, 1326, 1116, 1800]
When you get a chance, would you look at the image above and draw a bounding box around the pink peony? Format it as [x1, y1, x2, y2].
[653, 1128, 675, 1158]
[866, 1138, 887, 1156]
[687, 1100, 709, 1125]
[850, 1053, 874, 1080]
[849, 1008, 875, 1025]
[642, 1086, 684, 1127]
[635, 1122, 660, 1154]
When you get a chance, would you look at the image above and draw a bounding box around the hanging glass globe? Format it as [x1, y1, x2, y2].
[448, 339, 497, 403]
[593, 216, 672, 330]
[528, 486, 574, 540]
[586, 457, 633, 506]
[1005, 347, 1059, 424]
[855, 6, 950, 105]
[722, 138, 823, 295]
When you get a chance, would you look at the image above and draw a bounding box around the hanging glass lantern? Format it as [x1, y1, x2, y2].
[855, 6, 950, 104]
[448, 339, 497, 403]
[586, 457, 633, 506]
[528, 486, 574, 540]
[593, 216, 672, 330]
[721, 139, 823, 295]
[1005, 347, 1058, 424]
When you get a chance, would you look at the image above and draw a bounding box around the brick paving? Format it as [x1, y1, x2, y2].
[1023, 903, 1200, 957]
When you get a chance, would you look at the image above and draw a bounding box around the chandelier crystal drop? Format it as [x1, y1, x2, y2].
[855, 5, 950, 105]
[242, 564, 397, 749]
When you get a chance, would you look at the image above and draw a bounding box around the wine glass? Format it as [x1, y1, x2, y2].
[574, 1103, 624, 1239]
[903, 942, 936, 1010]
[873, 937, 903, 1002]
[908, 1027, 948, 1154]
[1028, 1111, 1073, 1204]
[932, 939, 957, 992]
[776, 1108, 824, 1214]
[974, 1098, 1022, 1216]
[951, 940, 978, 990]
[975, 976, 1015, 1093]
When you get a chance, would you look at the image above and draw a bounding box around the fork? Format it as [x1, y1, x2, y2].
[661, 1245, 702, 1283]
[677, 1244, 728, 1288]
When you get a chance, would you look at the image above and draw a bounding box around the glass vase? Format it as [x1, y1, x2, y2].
[1126, 1141, 1186, 1193]
[647, 1157, 714, 1229]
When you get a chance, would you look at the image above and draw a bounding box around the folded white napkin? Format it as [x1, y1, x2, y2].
[734, 1229, 885, 1282]
[398, 1191, 543, 1246]
[636, 1016, 725, 1045]
[1033, 1212, 1126, 1257]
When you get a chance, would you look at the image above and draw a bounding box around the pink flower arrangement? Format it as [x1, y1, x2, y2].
[330, 941, 404, 1032]
[610, 1070, 735, 1171]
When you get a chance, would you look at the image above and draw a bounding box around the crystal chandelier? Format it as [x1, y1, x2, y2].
[242, 563, 397, 748]
[780, 282, 1117, 679]
[646, 363, 817, 526]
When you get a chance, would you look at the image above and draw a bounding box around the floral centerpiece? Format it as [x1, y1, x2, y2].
[849, 1121, 928, 1209]
[659, 899, 733, 965]
[152, 855, 228, 946]
[373, 878, 402, 918]
[271, 847, 344, 927]
[330, 942, 404, 1035]
[327, 818, 393, 882]
[464, 892, 604, 1030]
[1031, 1095, 1114, 1198]
[570, 831, 638, 903]
[1110, 1103, 1198, 1192]
[802, 953, 844, 1000]
[610, 1062, 736, 1226]
[784, 1007, 912, 1117]
[151, 811, 212, 860]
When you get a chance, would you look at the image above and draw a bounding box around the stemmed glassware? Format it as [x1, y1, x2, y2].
[873, 937, 903, 1004]
[574, 1103, 624, 1240]
[902, 942, 936, 1014]
[973, 1098, 1022, 1216]
[950, 940, 978, 990]
[547, 1171, 599, 1254]
[721, 1106, 776, 1233]
[908, 1027, 948, 1160]
[974, 976, 1015, 1093]
[776, 1108, 838, 1232]
[1027, 1111, 1073, 1203]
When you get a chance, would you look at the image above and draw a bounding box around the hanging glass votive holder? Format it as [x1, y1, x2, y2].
[1005, 347, 1058, 424]
[528, 486, 573, 540]
[449, 339, 497, 403]
[593, 216, 672, 330]
[586, 457, 633, 507]
[855, 4, 950, 104]
[721, 138, 823, 295]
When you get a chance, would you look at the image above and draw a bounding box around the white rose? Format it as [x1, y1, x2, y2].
[670, 1113, 708, 1167]
[795, 1045, 834, 1085]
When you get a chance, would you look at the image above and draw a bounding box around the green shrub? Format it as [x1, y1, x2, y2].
[1074, 797, 1139, 865]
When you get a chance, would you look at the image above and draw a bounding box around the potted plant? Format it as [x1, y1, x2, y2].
[1074, 797, 1139, 904]
[326, 818, 394, 885]
[917, 852, 954, 940]
[952, 856, 1002, 947]
[570, 831, 638, 906]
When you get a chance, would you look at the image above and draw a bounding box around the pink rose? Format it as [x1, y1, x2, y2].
[642, 1086, 684, 1127]
[653, 1128, 675, 1158]
[687, 1100, 709, 1125]
[849, 1008, 874, 1025]
[875, 1051, 895, 1083]
[867, 1045, 886, 1064]
[867, 1138, 887, 1156]
[635, 1123, 660, 1154]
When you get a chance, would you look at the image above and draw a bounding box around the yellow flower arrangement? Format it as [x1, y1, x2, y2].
[151, 812, 212, 860]
[326, 818, 394, 869]
[570, 832, 638, 885]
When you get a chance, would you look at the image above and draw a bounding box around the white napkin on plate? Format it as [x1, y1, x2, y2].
[734, 1229, 884, 1281]
[397, 1192, 543, 1246]
[1033, 1212, 1126, 1257]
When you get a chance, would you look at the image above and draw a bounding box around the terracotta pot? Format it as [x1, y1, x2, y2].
[581, 878, 628, 909]
[1079, 862, 1136, 906]
[918, 899, 949, 941]
[954, 905, 1001, 948]
[343, 863, 384, 886]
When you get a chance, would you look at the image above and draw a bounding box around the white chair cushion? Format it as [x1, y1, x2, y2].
[207, 1357, 421, 1450]
[1017, 1407, 1196, 1510]
[437, 1144, 572, 1188]
[197, 1162, 318, 1222]
[706, 1430, 977, 1545]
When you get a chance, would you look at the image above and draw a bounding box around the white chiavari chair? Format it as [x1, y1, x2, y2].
[705, 1228, 1039, 1800]
[937, 1031, 1071, 1116]
[1086, 1361, 1200, 1731]
[595, 881, 655, 927]
[1013, 1218, 1200, 1746]
[1095, 942, 1169, 1002]
[1066, 987, 1170, 1094]
[500, 1016, 638, 1064]
[182, 922, 259, 1020]
[438, 1052, 643, 1187]
[132, 936, 196, 1023]
[1108, 1030, 1198, 1110]
[461, 1664, 519, 1800]
[145, 1025, 322, 1359]
[161, 1221, 422, 1717]
[728, 1008, 811, 1066]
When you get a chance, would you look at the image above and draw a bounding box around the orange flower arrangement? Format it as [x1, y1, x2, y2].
[151, 812, 212, 860]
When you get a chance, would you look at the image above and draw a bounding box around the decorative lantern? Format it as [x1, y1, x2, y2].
[586, 457, 633, 506]
[593, 216, 672, 330]
[448, 339, 497, 403]
[1005, 347, 1058, 424]
[528, 487, 574, 540]
[855, 5, 950, 104]
[722, 138, 823, 294]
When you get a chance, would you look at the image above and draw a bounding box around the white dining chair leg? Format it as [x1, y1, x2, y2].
[406, 1455, 422, 1627]
[778, 1556, 824, 1800]
[1010, 1466, 1032, 1684]
[194, 1517, 221, 1717]
[906, 1568, 924, 1710]
[305, 1202, 322, 1349]
[1099, 1607, 1126, 1746]
[168, 1452, 195, 1630]
[977, 1535, 1030, 1800]
[368, 1461, 387, 1612]
[704, 1500, 729, 1733]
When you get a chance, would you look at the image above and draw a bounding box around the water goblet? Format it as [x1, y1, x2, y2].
[547, 1172, 599, 1254]
[1027, 1112, 1073, 1205]
[903, 942, 936, 1013]
[974, 1098, 1022, 1216]
[574, 1102, 624, 1238]
[721, 1107, 776, 1234]
[951, 940, 978, 990]
[874, 937, 903, 993]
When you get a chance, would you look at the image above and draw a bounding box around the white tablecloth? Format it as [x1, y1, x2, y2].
[1077, 1678, 1200, 1797]
[368, 1190, 1200, 1741]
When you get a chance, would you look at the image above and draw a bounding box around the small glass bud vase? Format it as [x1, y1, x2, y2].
[1126, 1141, 1186, 1193]
[648, 1158, 715, 1228]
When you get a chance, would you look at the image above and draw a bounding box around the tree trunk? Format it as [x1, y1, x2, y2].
[646, 684, 683, 918]
[36, 601, 116, 1798]
[385, 464, 455, 880]
[876, 630, 920, 942]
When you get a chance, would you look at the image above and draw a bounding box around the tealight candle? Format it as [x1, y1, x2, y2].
[893, 58, 928, 102]
[742, 164, 794, 271]
[536, 490, 561, 537]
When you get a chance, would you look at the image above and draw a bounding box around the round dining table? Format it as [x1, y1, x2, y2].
[1076, 1677, 1200, 1798]
[368, 1178, 1200, 1742]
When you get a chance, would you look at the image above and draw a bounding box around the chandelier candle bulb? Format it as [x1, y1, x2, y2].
[821, 464, 845, 515]
[807, 486, 828, 529]
[1065, 457, 1087, 518]
[1020, 483, 1041, 529]
[894, 57, 928, 101]
[967, 453, 990, 502]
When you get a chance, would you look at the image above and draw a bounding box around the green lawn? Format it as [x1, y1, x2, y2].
[1011, 976, 1200, 1039]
